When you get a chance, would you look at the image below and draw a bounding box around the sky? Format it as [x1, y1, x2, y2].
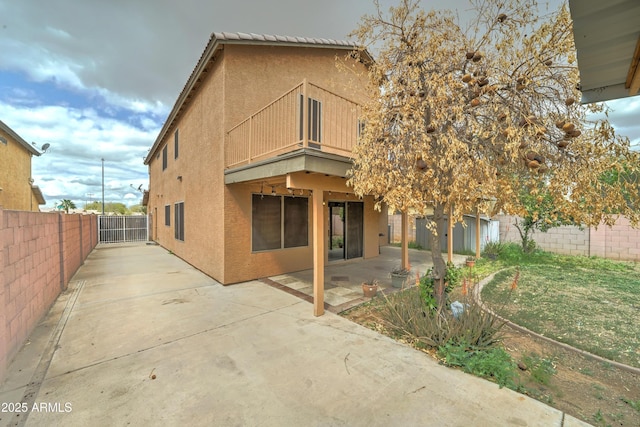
[0, 0, 638, 210]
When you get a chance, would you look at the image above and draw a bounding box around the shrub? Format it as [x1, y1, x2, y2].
[381, 288, 505, 349]
[482, 241, 505, 259]
[445, 261, 462, 290]
[438, 341, 518, 389]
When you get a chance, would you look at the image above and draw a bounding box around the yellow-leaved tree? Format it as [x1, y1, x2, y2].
[348, 0, 639, 301]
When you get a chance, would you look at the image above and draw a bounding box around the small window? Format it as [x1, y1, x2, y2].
[357, 120, 365, 139]
[162, 145, 168, 170]
[165, 205, 170, 226]
[174, 129, 179, 159]
[298, 95, 322, 144]
[0, 136, 7, 145]
[175, 202, 184, 241]
[308, 98, 322, 142]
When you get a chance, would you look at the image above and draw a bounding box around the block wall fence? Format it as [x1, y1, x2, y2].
[0, 208, 97, 383]
[496, 214, 640, 261]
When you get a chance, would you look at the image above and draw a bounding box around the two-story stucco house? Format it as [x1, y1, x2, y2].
[0, 120, 46, 211]
[144, 33, 387, 315]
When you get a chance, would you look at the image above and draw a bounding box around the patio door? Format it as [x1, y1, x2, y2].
[328, 201, 363, 261]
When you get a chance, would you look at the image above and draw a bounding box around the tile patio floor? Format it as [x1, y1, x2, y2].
[266, 245, 468, 313]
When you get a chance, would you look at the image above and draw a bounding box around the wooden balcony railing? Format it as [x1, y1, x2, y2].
[225, 80, 362, 169]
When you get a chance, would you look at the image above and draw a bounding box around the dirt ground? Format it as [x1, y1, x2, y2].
[342, 305, 640, 427]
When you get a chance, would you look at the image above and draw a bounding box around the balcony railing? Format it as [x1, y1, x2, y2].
[225, 79, 362, 169]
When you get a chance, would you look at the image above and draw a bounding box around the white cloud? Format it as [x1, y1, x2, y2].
[0, 102, 157, 208]
[1, 0, 638, 211]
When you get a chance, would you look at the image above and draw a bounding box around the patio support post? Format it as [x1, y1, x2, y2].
[448, 205, 453, 263]
[312, 188, 325, 316]
[401, 210, 409, 270]
[476, 206, 481, 259]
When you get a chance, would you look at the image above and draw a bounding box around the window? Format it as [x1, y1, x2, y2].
[284, 196, 308, 248]
[165, 205, 170, 226]
[298, 95, 322, 144]
[308, 97, 322, 142]
[174, 202, 184, 241]
[252, 195, 308, 251]
[162, 145, 168, 170]
[174, 129, 179, 159]
[357, 120, 365, 139]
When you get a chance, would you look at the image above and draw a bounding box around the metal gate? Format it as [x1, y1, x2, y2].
[98, 215, 148, 243]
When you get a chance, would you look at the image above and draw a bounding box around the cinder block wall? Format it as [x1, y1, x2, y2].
[496, 214, 640, 261]
[0, 208, 97, 382]
[590, 216, 640, 260]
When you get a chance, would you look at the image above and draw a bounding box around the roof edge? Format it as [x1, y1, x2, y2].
[0, 119, 40, 156]
[145, 32, 370, 165]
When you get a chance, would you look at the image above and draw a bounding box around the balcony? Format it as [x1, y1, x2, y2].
[225, 80, 362, 170]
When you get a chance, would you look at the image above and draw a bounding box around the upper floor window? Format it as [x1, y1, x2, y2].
[162, 145, 168, 170]
[165, 205, 170, 226]
[357, 120, 365, 139]
[308, 97, 322, 143]
[174, 129, 179, 159]
[298, 95, 322, 145]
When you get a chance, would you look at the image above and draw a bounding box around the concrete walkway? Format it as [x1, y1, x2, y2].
[0, 243, 590, 426]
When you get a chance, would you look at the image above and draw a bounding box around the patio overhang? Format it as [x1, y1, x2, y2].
[224, 148, 352, 184]
[568, 0, 640, 103]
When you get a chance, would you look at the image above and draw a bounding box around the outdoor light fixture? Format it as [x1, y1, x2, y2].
[271, 186, 276, 196]
[177, 175, 182, 181]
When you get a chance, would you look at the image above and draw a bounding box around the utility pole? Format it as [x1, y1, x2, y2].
[101, 158, 105, 215]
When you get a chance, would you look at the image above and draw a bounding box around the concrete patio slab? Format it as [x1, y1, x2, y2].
[0, 243, 591, 427]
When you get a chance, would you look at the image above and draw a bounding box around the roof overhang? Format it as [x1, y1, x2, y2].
[224, 148, 352, 185]
[31, 185, 46, 205]
[569, 0, 640, 103]
[145, 32, 371, 165]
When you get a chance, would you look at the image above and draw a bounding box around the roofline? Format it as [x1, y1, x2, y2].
[0, 119, 40, 156]
[144, 33, 371, 165]
[31, 184, 46, 205]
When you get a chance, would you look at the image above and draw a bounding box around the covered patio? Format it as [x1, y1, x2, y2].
[263, 245, 468, 314]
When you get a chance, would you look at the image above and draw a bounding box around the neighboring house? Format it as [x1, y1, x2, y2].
[144, 32, 387, 315]
[0, 120, 46, 211]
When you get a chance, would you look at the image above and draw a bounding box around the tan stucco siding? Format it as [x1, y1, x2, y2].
[147, 55, 227, 282]
[223, 44, 369, 132]
[220, 45, 370, 283]
[0, 131, 36, 211]
[222, 183, 314, 284]
[148, 42, 373, 285]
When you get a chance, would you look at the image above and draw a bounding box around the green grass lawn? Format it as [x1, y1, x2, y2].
[478, 245, 640, 368]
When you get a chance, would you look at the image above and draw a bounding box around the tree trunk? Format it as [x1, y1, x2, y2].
[430, 204, 447, 308]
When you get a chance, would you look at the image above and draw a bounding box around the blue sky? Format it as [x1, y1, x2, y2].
[0, 0, 638, 209]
